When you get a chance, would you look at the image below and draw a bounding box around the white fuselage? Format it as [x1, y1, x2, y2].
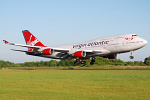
[41, 34, 147, 59]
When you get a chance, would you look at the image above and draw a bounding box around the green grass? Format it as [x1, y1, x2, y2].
[0, 70, 150, 100]
[2, 65, 150, 70]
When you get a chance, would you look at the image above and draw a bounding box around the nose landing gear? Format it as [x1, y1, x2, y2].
[129, 51, 134, 59]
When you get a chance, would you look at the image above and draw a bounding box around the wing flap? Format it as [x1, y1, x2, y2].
[11, 49, 37, 53]
[84, 49, 110, 54]
[52, 48, 70, 53]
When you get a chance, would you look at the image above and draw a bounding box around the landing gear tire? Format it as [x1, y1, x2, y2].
[74, 58, 86, 67]
[90, 57, 95, 65]
[90, 62, 94, 65]
[81, 61, 86, 64]
[129, 56, 134, 59]
[130, 51, 134, 59]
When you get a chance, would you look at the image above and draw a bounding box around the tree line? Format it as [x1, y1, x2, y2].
[0, 56, 150, 67]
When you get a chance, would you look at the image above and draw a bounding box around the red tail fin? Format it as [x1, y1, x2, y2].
[22, 30, 46, 51]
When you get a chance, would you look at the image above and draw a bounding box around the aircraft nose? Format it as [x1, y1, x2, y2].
[143, 39, 148, 46]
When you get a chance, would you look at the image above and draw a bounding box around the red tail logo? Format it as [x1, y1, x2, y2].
[22, 30, 46, 51]
[27, 34, 39, 46]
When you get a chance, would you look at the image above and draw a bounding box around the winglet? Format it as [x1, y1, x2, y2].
[3, 40, 9, 44]
[3, 40, 15, 45]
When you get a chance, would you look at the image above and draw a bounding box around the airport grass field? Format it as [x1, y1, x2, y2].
[0, 70, 150, 100]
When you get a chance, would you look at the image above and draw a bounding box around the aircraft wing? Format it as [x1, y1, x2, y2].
[84, 49, 110, 56]
[10, 49, 38, 53]
[3, 40, 70, 53]
[3, 40, 43, 49]
[52, 48, 70, 53]
[3, 40, 109, 58]
[83, 49, 108, 53]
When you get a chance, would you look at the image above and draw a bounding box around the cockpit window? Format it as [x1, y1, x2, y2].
[132, 35, 137, 36]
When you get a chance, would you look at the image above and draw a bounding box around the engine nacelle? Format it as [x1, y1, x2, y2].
[43, 48, 54, 55]
[104, 54, 117, 59]
[74, 51, 86, 57]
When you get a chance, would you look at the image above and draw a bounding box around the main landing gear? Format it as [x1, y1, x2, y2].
[90, 57, 95, 65]
[74, 57, 96, 66]
[129, 51, 134, 59]
[74, 58, 86, 65]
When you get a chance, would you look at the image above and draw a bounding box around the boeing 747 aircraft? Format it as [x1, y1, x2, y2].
[3, 30, 148, 65]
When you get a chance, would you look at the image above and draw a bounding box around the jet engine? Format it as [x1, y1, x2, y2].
[74, 51, 86, 57]
[42, 48, 54, 55]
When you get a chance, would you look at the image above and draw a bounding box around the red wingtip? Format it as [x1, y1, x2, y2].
[3, 40, 9, 44]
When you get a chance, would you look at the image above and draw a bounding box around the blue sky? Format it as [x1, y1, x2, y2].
[0, 0, 150, 63]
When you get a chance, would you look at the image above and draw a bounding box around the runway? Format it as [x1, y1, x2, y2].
[0, 69, 150, 70]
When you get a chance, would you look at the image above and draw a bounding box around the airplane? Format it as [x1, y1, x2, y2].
[3, 30, 148, 65]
